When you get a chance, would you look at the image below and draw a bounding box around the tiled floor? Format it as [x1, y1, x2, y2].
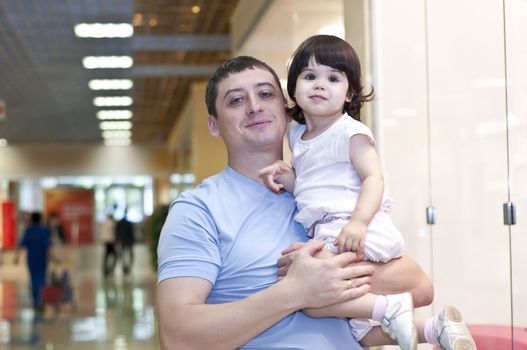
[0, 244, 159, 350]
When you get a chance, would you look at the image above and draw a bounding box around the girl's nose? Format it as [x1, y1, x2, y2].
[313, 79, 325, 90]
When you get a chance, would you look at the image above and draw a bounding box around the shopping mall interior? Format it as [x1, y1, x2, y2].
[0, 0, 526, 349]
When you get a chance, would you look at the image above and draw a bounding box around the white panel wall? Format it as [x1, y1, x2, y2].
[373, 0, 525, 331]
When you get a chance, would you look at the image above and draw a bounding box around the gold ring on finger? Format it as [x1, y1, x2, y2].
[347, 279, 353, 289]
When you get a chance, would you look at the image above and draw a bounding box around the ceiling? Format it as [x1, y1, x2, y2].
[0, 0, 238, 146]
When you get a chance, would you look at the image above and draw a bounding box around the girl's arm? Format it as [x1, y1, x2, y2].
[335, 134, 384, 254]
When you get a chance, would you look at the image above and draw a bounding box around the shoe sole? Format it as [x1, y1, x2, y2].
[443, 305, 477, 350]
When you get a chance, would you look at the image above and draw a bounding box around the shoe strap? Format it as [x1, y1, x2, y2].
[382, 302, 404, 329]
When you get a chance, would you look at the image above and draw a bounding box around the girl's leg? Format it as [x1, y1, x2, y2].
[310, 247, 418, 350]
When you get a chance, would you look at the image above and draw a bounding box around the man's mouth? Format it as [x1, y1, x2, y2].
[246, 120, 271, 128]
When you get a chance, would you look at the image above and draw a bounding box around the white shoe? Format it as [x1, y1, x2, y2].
[435, 306, 477, 350]
[380, 293, 418, 350]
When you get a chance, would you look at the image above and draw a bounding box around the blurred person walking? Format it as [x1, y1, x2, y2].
[116, 209, 135, 276]
[48, 211, 66, 246]
[101, 213, 117, 278]
[14, 212, 58, 312]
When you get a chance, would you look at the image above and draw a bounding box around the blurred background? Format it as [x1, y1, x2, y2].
[0, 0, 525, 349]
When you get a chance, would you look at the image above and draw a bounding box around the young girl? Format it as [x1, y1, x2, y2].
[259, 35, 476, 350]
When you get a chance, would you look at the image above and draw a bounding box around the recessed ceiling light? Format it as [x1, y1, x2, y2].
[93, 96, 133, 107]
[102, 130, 132, 139]
[148, 18, 157, 27]
[104, 139, 131, 146]
[192, 5, 201, 14]
[133, 13, 144, 26]
[100, 121, 132, 130]
[89, 79, 133, 90]
[83, 56, 133, 69]
[74, 23, 133, 38]
[97, 110, 133, 120]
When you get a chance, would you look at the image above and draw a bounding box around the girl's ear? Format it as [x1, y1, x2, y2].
[208, 115, 220, 137]
[346, 91, 353, 103]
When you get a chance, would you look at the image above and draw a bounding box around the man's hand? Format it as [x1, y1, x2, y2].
[278, 240, 374, 309]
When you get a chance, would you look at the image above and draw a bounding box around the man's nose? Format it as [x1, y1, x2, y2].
[247, 97, 262, 114]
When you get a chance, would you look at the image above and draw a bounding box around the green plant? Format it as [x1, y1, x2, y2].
[144, 204, 170, 271]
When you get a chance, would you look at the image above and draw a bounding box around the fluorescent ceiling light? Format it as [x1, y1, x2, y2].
[104, 139, 131, 146]
[93, 96, 133, 107]
[89, 79, 133, 90]
[100, 121, 132, 130]
[74, 23, 133, 38]
[97, 110, 133, 120]
[83, 56, 133, 69]
[102, 130, 132, 139]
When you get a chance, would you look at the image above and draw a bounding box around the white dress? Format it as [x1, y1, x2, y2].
[290, 113, 403, 262]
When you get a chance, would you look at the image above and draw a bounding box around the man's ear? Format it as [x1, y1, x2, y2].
[284, 101, 292, 123]
[208, 115, 220, 137]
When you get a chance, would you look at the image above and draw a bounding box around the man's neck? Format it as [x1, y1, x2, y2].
[228, 149, 283, 184]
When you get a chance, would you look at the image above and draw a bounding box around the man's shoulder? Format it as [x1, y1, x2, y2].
[170, 170, 228, 209]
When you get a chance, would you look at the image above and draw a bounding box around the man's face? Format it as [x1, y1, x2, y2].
[208, 68, 288, 153]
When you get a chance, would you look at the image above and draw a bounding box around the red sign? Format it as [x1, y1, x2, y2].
[0, 99, 5, 120]
[1, 201, 16, 249]
[44, 188, 94, 244]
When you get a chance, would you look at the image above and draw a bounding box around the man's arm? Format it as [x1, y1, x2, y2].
[157, 240, 375, 350]
[278, 245, 433, 308]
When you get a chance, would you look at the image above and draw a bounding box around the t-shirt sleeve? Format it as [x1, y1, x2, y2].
[334, 120, 375, 163]
[157, 199, 221, 285]
[289, 123, 304, 151]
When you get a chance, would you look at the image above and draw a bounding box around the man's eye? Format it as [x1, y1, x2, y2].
[229, 97, 244, 105]
[259, 91, 273, 98]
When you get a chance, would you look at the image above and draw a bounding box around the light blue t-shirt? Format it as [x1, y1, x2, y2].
[157, 166, 361, 349]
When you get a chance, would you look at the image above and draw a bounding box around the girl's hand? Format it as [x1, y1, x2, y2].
[335, 220, 367, 255]
[258, 160, 296, 193]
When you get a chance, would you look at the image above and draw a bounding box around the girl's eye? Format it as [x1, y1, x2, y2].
[304, 73, 316, 80]
[329, 75, 340, 82]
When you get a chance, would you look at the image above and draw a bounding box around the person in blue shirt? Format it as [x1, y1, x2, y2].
[15, 212, 57, 312]
[156, 56, 433, 349]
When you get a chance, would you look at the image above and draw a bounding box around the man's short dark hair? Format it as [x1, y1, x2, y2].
[205, 56, 283, 118]
[31, 212, 41, 225]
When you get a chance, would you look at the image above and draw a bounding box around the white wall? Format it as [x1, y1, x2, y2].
[237, 0, 526, 334]
[372, 0, 526, 330]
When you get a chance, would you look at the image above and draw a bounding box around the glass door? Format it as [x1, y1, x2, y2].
[505, 0, 527, 346]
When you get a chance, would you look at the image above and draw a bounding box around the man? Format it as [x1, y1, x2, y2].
[116, 209, 135, 276]
[101, 213, 117, 277]
[15, 212, 56, 312]
[156, 56, 433, 349]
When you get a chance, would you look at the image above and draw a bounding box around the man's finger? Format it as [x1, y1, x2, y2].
[341, 284, 371, 301]
[280, 242, 305, 255]
[298, 240, 325, 257]
[349, 275, 372, 288]
[342, 264, 375, 280]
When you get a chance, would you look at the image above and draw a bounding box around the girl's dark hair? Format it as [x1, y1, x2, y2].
[287, 35, 374, 124]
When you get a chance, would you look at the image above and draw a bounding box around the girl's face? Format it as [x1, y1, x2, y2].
[294, 56, 351, 120]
